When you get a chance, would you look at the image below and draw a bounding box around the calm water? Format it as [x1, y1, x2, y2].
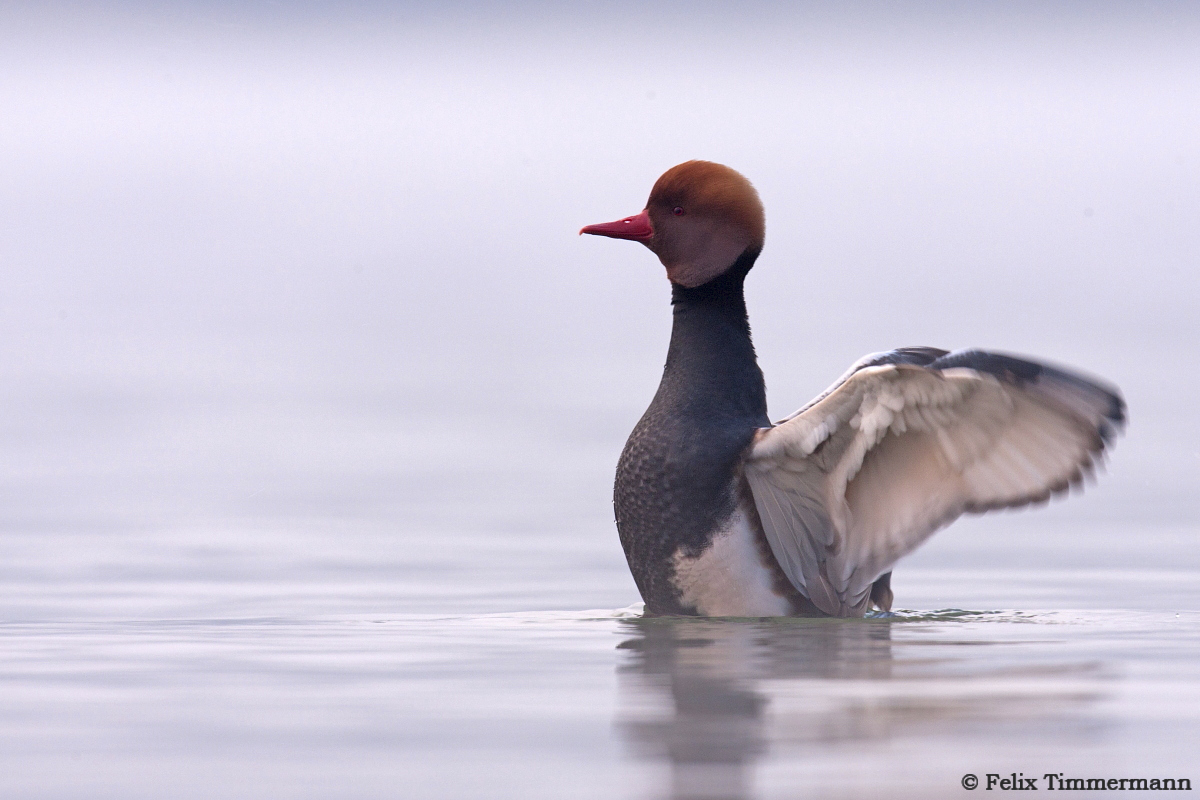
[1, 386, 1197, 798]
[3, 3, 1199, 798]
[3, 582, 1199, 799]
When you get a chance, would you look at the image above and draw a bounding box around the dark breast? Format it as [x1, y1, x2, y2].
[615, 405, 758, 615]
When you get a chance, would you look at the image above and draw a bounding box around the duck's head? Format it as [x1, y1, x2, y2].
[581, 160, 765, 288]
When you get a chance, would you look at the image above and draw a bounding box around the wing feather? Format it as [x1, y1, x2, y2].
[745, 349, 1125, 617]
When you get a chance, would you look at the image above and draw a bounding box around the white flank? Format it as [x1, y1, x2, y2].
[670, 504, 792, 617]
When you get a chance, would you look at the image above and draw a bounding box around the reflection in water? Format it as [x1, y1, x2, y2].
[616, 615, 1108, 800]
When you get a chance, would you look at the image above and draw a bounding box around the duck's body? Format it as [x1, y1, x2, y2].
[584, 161, 1124, 618]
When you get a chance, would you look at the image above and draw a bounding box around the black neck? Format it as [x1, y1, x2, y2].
[670, 249, 756, 315]
[657, 249, 768, 426]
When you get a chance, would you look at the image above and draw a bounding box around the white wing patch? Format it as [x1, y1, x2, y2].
[745, 359, 1121, 617]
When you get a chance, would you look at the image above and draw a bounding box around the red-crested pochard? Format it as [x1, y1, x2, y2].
[582, 160, 1124, 617]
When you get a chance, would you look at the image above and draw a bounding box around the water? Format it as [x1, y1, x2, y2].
[2, 3, 1199, 798]
[3, 607, 1199, 798]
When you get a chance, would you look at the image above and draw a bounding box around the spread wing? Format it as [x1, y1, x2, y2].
[744, 348, 1125, 617]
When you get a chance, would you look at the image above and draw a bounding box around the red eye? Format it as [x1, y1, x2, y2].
[672, 206, 685, 216]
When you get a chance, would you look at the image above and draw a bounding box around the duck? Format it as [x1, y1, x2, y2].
[581, 160, 1125, 618]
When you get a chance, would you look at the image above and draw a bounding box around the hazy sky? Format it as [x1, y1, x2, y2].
[2, 2, 1197, 526]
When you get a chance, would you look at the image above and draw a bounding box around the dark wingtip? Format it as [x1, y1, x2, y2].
[929, 349, 1044, 383]
[929, 348, 1127, 451]
[1105, 392, 1128, 430]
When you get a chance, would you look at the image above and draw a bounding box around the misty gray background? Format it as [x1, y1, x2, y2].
[1, 2, 1197, 620]
[0, 3, 1195, 597]
[3, 2, 1198, 619]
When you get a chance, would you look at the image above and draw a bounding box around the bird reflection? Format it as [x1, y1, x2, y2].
[616, 618, 895, 800]
[615, 615, 1106, 800]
